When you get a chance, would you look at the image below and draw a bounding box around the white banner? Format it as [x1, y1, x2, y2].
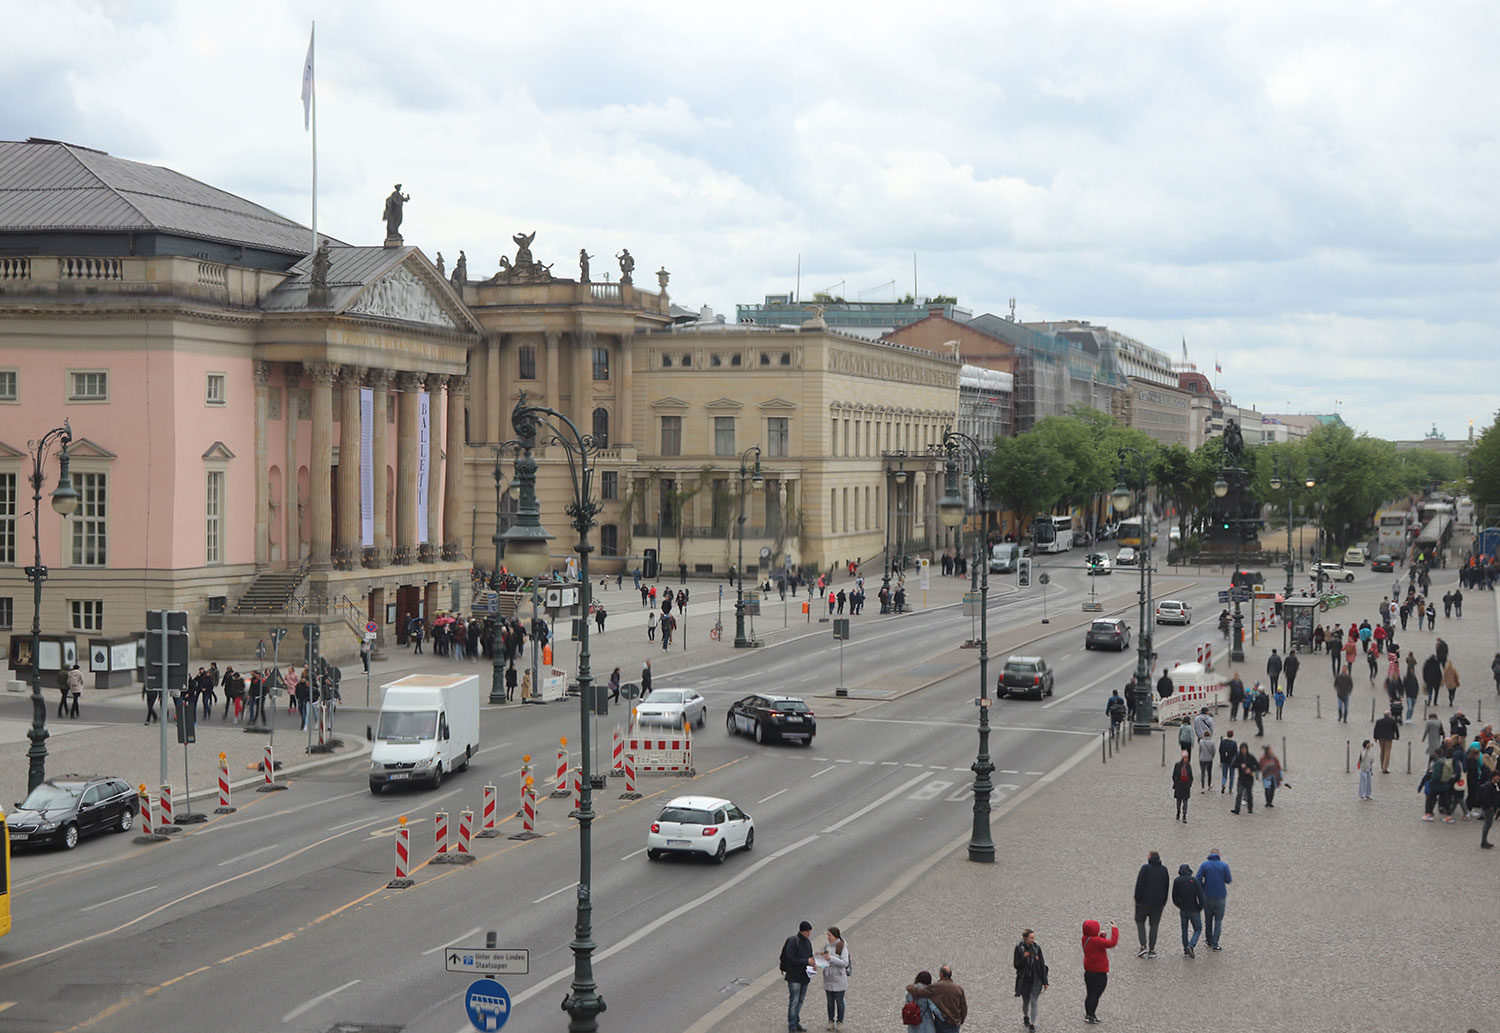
[360, 388, 374, 547]
[417, 391, 431, 543]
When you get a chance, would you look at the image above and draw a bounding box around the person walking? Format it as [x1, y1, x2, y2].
[1228, 674, 1245, 721]
[608, 667, 621, 703]
[1133, 849, 1170, 956]
[1013, 930, 1048, 1032]
[640, 661, 652, 700]
[1080, 919, 1118, 1024]
[817, 927, 849, 1030]
[1373, 710, 1400, 773]
[647, 609, 657, 642]
[1478, 769, 1500, 849]
[1198, 731, 1216, 794]
[1231, 743, 1258, 813]
[1172, 862, 1204, 958]
[1172, 751, 1194, 822]
[1443, 658, 1461, 707]
[1218, 729, 1238, 793]
[1423, 652, 1443, 707]
[1423, 710, 1445, 759]
[1259, 745, 1284, 807]
[1334, 669, 1353, 723]
[1266, 649, 1282, 693]
[902, 972, 941, 1033]
[1250, 682, 1270, 737]
[1273, 686, 1286, 720]
[905, 965, 966, 1033]
[780, 920, 815, 1032]
[594, 604, 607, 634]
[1196, 848, 1233, 951]
[1283, 650, 1299, 697]
[1357, 739, 1375, 800]
[1490, 652, 1500, 695]
[1403, 656, 1421, 721]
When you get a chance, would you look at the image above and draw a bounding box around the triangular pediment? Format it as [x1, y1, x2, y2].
[651, 396, 690, 409]
[758, 397, 797, 411]
[346, 259, 463, 330]
[67, 438, 116, 459]
[0, 439, 24, 459]
[704, 397, 743, 410]
[202, 441, 236, 460]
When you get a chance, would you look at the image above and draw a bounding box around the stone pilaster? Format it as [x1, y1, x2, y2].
[444, 374, 468, 560]
[253, 360, 271, 568]
[544, 331, 561, 414]
[618, 335, 634, 448]
[469, 342, 487, 443]
[336, 365, 365, 567]
[283, 364, 302, 562]
[424, 374, 446, 562]
[486, 334, 503, 443]
[306, 362, 337, 570]
[395, 371, 423, 564]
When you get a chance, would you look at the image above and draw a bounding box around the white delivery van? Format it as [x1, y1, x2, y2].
[368, 674, 481, 793]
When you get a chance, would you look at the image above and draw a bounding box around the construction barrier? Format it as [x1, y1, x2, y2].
[256, 743, 286, 792]
[388, 816, 414, 888]
[517, 755, 531, 816]
[572, 766, 582, 814]
[479, 784, 498, 837]
[626, 732, 695, 776]
[541, 666, 568, 700]
[552, 739, 570, 798]
[214, 752, 236, 813]
[139, 784, 153, 834]
[159, 783, 174, 826]
[435, 810, 449, 854]
[510, 778, 542, 840]
[610, 726, 624, 776]
[619, 753, 642, 799]
[1197, 643, 1215, 670]
[1159, 662, 1225, 724]
[457, 809, 473, 854]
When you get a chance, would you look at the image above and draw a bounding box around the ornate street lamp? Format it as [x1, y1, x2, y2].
[1112, 448, 1154, 733]
[1213, 470, 1246, 661]
[733, 446, 764, 648]
[24, 421, 79, 792]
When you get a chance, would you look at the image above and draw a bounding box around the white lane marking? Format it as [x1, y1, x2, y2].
[331, 816, 373, 830]
[1001, 769, 1019, 774]
[620, 847, 647, 861]
[809, 765, 837, 779]
[905, 763, 924, 768]
[422, 926, 484, 956]
[757, 789, 788, 804]
[911, 780, 954, 801]
[880, 761, 898, 766]
[851, 717, 1095, 736]
[857, 760, 875, 765]
[834, 758, 851, 763]
[80, 885, 158, 913]
[14, 856, 114, 890]
[812, 756, 829, 762]
[281, 979, 359, 1024]
[1025, 771, 1045, 776]
[825, 770, 936, 833]
[216, 843, 282, 866]
[532, 881, 579, 904]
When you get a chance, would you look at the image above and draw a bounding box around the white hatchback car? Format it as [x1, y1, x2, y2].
[1155, 599, 1192, 624]
[647, 796, 754, 863]
[634, 688, 708, 728]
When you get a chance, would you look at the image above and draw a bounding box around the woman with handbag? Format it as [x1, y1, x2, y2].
[1013, 929, 1048, 1032]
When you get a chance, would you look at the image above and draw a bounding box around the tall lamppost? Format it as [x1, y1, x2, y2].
[1111, 447, 1154, 733]
[1268, 455, 1311, 600]
[497, 395, 606, 1033]
[938, 430, 995, 863]
[1212, 470, 1246, 662]
[733, 446, 764, 649]
[488, 445, 522, 704]
[24, 421, 79, 792]
[881, 459, 908, 608]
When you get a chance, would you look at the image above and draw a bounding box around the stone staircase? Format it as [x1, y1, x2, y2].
[233, 565, 307, 614]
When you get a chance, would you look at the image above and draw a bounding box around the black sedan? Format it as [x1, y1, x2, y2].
[9, 775, 136, 850]
[1371, 554, 1396, 573]
[999, 656, 1054, 699]
[726, 693, 816, 745]
[1085, 617, 1132, 651]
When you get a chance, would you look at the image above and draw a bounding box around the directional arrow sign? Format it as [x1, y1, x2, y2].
[445, 947, 530, 975]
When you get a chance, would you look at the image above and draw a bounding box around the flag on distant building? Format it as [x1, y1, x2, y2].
[1215, 361, 1222, 374]
[301, 26, 315, 130]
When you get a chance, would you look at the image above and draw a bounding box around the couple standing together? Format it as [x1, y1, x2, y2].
[780, 921, 849, 1031]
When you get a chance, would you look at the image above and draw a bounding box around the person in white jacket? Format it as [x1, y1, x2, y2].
[1357, 739, 1374, 800]
[818, 927, 850, 1030]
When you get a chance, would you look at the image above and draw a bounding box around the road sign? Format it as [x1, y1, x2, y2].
[832, 618, 850, 640]
[144, 610, 189, 694]
[962, 591, 981, 617]
[446, 947, 530, 975]
[365, 620, 378, 633]
[1039, 573, 1051, 586]
[464, 978, 512, 1031]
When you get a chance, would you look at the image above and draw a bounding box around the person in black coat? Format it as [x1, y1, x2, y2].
[1172, 749, 1194, 822]
[1172, 863, 1205, 957]
[1156, 671, 1173, 699]
[1133, 850, 1171, 957]
[1013, 930, 1048, 1031]
[1251, 685, 1270, 737]
[1422, 654, 1443, 706]
[1218, 730, 1239, 794]
[1282, 651, 1299, 697]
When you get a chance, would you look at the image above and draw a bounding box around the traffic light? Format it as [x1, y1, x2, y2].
[1017, 558, 1032, 588]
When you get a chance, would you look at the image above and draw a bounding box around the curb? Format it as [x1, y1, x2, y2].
[181, 735, 371, 805]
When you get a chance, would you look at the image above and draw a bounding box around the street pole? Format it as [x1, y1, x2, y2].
[23, 422, 77, 793]
[733, 446, 762, 649]
[1113, 449, 1154, 733]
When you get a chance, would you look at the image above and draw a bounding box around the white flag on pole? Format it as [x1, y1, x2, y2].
[300, 26, 315, 131]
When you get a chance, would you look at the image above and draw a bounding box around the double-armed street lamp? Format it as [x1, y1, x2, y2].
[497, 394, 606, 1033]
[882, 459, 909, 607]
[1269, 455, 1316, 599]
[488, 446, 523, 704]
[937, 430, 996, 863]
[24, 421, 79, 792]
[1110, 447, 1155, 734]
[733, 446, 764, 648]
[1212, 468, 1247, 662]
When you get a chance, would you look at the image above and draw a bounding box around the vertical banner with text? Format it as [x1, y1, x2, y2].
[360, 387, 374, 547]
[417, 390, 431, 543]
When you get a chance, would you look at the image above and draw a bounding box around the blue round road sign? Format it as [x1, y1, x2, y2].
[465, 978, 511, 1031]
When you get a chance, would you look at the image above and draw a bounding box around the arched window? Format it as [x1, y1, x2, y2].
[600, 524, 619, 557]
[592, 407, 609, 448]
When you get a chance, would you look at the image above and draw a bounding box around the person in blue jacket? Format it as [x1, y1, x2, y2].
[1196, 849, 1233, 951]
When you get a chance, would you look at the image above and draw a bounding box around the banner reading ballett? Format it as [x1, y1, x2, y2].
[359, 388, 374, 547]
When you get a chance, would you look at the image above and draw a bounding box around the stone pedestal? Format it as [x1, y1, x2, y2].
[384, 234, 404, 248]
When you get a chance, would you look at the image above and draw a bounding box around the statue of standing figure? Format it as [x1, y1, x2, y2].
[579, 249, 593, 283]
[616, 248, 635, 285]
[434, 251, 445, 277]
[310, 239, 331, 288]
[450, 250, 467, 289]
[383, 183, 410, 240]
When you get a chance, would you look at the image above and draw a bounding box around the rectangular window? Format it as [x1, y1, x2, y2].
[71, 472, 107, 566]
[69, 599, 103, 632]
[711, 478, 730, 535]
[69, 370, 108, 401]
[767, 418, 789, 458]
[713, 416, 735, 456]
[660, 416, 682, 457]
[0, 369, 16, 401]
[518, 345, 537, 380]
[592, 346, 610, 381]
[0, 472, 13, 565]
[831, 489, 838, 533]
[844, 419, 852, 457]
[0, 596, 11, 629]
[205, 470, 224, 564]
[205, 372, 226, 405]
[601, 471, 618, 500]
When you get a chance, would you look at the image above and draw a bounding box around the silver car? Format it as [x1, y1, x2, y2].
[634, 688, 708, 728]
[1155, 599, 1192, 625]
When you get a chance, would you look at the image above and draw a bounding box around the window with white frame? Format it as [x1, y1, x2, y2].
[713, 417, 735, 456]
[70, 599, 103, 632]
[0, 369, 16, 401]
[767, 417, 789, 458]
[0, 596, 11, 629]
[206, 372, 226, 405]
[0, 472, 14, 565]
[69, 370, 109, 401]
[71, 472, 107, 566]
[205, 470, 224, 564]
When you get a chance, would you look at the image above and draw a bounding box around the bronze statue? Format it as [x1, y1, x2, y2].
[616, 248, 635, 285]
[383, 184, 410, 238]
[579, 249, 593, 283]
[450, 250, 467, 288]
[512, 231, 536, 266]
[1223, 418, 1244, 464]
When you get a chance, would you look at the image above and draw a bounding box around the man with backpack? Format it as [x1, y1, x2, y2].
[1106, 690, 1128, 736]
[780, 920, 815, 1031]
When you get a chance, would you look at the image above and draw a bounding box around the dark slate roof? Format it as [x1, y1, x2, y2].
[0, 138, 314, 255]
[261, 245, 413, 311]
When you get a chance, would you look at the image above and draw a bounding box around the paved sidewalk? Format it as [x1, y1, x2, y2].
[703, 567, 1499, 1033]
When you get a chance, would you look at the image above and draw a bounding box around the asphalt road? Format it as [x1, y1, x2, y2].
[0, 557, 1332, 1033]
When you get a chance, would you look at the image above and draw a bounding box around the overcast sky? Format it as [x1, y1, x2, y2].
[5, 0, 1495, 441]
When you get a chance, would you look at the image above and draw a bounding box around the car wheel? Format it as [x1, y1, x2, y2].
[430, 764, 443, 790]
[61, 822, 80, 851]
[369, 782, 385, 795]
[1084, 643, 1092, 651]
[713, 839, 727, 864]
[116, 807, 134, 833]
[647, 848, 660, 861]
[802, 736, 814, 746]
[726, 713, 737, 736]
[744, 828, 755, 852]
[697, 709, 706, 729]
[1346, 574, 1355, 583]
[754, 721, 765, 744]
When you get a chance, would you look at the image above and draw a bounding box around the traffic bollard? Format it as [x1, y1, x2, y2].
[620, 752, 642, 799]
[215, 752, 236, 813]
[517, 755, 531, 816]
[552, 739, 570, 798]
[139, 784, 153, 834]
[1346, 740, 1351, 774]
[159, 782, 173, 825]
[1160, 733, 1165, 767]
[1407, 741, 1412, 774]
[1316, 695, 1321, 719]
[434, 810, 449, 854]
[572, 765, 583, 815]
[257, 742, 286, 792]
[511, 779, 542, 840]
[479, 784, 498, 837]
[610, 726, 624, 777]
[457, 809, 473, 854]
[388, 816, 414, 888]
[1101, 732, 1107, 765]
[1372, 697, 1377, 722]
[1282, 736, 1288, 771]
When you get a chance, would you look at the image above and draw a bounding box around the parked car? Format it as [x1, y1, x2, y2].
[1155, 599, 1192, 625]
[634, 688, 708, 728]
[646, 795, 754, 863]
[999, 656, 1054, 699]
[1168, 525, 1182, 542]
[1371, 554, 1396, 573]
[1313, 562, 1357, 583]
[8, 775, 135, 850]
[1085, 552, 1112, 575]
[726, 694, 816, 745]
[1116, 547, 1138, 566]
[1343, 546, 1366, 566]
[1085, 618, 1132, 651]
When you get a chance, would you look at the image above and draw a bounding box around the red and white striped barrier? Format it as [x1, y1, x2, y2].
[316, 703, 327, 746]
[1197, 643, 1214, 670]
[572, 766, 582, 814]
[457, 809, 473, 855]
[388, 816, 414, 888]
[522, 781, 536, 833]
[619, 753, 642, 799]
[138, 784, 153, 834]
[159, 782, 174, 826]
[434, 810, 449, 855]
[626, 736, 696, 775]
[552, 739, 570, 797]
[479, 784, 498, 837]
[263, 744, 275, 784]
[517, 755, 531, 815]
[214, 751, 236, 813]
[610, 726, 624, 776]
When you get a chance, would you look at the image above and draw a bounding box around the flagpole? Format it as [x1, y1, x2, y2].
[310, 21, 317, 257]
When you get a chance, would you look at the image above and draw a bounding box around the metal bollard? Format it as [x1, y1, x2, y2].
[1316, 695, 1321, 719]
[1407, 741, 1412, 774]
[1108, 731, 1114, 758]
[1372, 697, 1377, 722]
[1161, 733, 1166, 767]
[1346, 740, 1350, 773]
[1282, 736, 1288, 771]
[1101, 731, 1107, 764]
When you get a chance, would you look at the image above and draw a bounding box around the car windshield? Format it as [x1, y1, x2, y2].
[377, 710, 438, 741]
[774, 699, 811, 713]
[1005, 661, 1039, 673]
[21, 784, 81, 811]
[1087, 554, 1106, 564]
[648, 690, 687, 704]
[1161, 602, 1182, 610]
[658, 806, 713, 824]
[1091, 621, 1119, 631]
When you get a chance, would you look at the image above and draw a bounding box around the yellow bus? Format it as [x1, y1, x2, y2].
[0, 803, 10, 938]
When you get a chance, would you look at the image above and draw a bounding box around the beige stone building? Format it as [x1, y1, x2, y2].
[1122, 375, 1193, 447]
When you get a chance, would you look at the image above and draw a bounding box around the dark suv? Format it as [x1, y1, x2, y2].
[9, 776, 135, 850]
[999, 656, 1054, 700]
[1085, 618, 1132, 651]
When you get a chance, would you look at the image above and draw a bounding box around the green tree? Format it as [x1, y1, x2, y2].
[987, 433, 1064, 539]
[1469, 412, 1500, 516]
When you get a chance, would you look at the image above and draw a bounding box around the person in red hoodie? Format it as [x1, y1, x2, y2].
[1080, 918, 1118, 1024]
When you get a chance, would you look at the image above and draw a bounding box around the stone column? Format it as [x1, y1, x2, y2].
[283, 365, 302, 562]
[368, 368, 393, 565]
[618, 335, 635, 447]
[544, 331, 561, 413]
[424, 374, 446, 562]
[576, 330, 596, 430]
[444, 375, 468, 559]
[253, 360, 271, 568]
[469, 342, 487, 442]
[337, 365, 364, 566]
[395, 371, 423, 563]
[486, 334, 503, 443]
[306, 362, 337, 570]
